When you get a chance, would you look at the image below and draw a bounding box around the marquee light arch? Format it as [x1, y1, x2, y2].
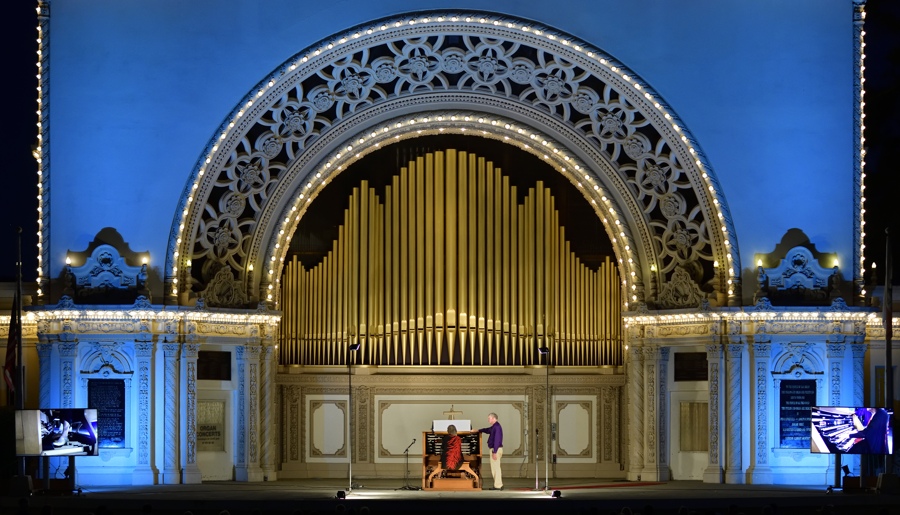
[165, 10, 741, 310]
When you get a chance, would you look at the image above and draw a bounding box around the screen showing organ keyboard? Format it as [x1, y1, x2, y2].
[811, 406, 894, 455]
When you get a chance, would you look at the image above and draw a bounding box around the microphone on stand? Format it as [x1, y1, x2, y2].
[404, 438, 416, 452]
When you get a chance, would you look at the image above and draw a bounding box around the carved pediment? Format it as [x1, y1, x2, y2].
[64, 244, 151, 304]
[755, 246, 840, 306]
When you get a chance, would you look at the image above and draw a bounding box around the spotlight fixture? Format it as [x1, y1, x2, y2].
[551, 490, 562, 499]
[336, 490, 346, 499]
[842, 465, 852, 477]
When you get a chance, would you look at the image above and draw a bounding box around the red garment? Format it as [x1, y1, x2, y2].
[442, 434, 462, 470]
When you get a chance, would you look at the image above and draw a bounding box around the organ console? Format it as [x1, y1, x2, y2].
[422, 430, 482, 490]
[811, 407, 864, 454]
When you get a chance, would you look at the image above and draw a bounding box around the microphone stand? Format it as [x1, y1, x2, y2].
[397, 438, 421, 490]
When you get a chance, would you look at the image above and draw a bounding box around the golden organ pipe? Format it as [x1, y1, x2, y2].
[416, 157, 426, 365]
[458, 151, 468, 363]
[278, 149, 623, 368]
[425, 153, 435, 365]
[473, 156, 483, 365]
[434, 152, 445, 364]
[391, 178, 400, 364]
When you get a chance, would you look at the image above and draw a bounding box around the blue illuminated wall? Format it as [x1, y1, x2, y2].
[47, 0, 854, 294]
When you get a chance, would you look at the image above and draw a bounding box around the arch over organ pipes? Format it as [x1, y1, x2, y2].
[165, 10, 741, 312]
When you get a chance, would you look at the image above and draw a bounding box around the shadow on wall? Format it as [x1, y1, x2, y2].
[740, 228, 842, 306]
[48, 227, 164, 305]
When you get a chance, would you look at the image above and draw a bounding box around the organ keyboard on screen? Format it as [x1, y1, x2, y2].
[811, 407, 863, 454]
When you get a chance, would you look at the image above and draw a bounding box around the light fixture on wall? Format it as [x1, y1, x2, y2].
[538, 345, 550, 492]
[347, 341, 361, 494]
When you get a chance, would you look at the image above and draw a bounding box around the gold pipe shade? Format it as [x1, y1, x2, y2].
[280, 149, 622, 366]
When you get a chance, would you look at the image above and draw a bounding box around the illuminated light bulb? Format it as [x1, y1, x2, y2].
[65, 256, 71, 265]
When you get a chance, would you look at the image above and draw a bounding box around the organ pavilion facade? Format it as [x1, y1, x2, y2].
[3, 0, 895, 486]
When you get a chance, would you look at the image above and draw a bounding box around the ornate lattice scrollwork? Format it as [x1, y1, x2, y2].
[169, 12, 737, 309]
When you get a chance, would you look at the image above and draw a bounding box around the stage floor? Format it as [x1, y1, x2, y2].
[3, 477, 898, 514]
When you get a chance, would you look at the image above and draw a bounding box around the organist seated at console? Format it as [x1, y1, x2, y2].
[423, 421, 482, 490]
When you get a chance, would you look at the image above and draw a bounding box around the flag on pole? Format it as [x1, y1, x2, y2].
[4, 289, 19, 393]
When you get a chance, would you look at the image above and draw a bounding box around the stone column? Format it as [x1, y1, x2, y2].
[641, 346, 670, 481]
[704, 344, 724, 483]
[260, 345, 277, 481]
[748, 343, 772, 483]
[826, 343, 847, 406]
[235, 344, 264, 481]
[850, 344, 867, 475]
[161, 343, 181, 484]
[627, 345, 644, 481]
[132, 342, 156, 485]
[58, 342, 78, 408]
[825, 342, 847, 479]
[181, 343, 201, 483]
[724, 343, 744, 483]
[850, 344, 866, 407]
[601, 386, 620, 464]
[286, 385, 301, 463]
[37, 343, 52, 408]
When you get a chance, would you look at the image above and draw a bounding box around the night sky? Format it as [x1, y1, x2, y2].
[2, 1, 899, 288]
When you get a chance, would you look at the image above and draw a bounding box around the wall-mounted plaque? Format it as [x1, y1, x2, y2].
[88, 379, 126, 448]
[779, 379, 816, 448]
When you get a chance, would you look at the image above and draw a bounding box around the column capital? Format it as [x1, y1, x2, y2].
[163, 343, 181, 357]
[182, 343, 200, 359]
[135, 342, 154, 358]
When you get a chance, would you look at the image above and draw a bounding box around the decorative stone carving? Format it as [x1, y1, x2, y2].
[657, 265, 706, 309]
[64, 243, 151, 304]
[201, 266, 249, 308]
[169, 12, 739, 311]
[755, 246, 842, 306]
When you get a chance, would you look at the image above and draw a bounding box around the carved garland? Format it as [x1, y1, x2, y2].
[168, 11, 738, 310]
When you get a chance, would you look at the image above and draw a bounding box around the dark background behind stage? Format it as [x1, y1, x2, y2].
[2, 1, 899, 287]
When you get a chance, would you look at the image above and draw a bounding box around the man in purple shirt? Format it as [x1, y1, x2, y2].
[477, 412, 503, 490]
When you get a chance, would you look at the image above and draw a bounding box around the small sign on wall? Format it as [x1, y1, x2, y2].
[198, 400, 225, 452]
[779, 379, 816, 448]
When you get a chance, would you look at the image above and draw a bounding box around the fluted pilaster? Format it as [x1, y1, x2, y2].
[181, 343, 201, 483]
[37, 343, 52, 408]
[260, 345, 277, 480]
[826, 344, 846, 407]
[850, 344, 866, 406]
[162, 343, 181, 484]
[235, 344, 264, 481]
[58, 342, 78, 408]
[627, 345, 644, 480]
[749, 343, 772, 483]
[132, 342, 156, 485]
[704, 344, 723, 483]
[724, 343, 743, 483]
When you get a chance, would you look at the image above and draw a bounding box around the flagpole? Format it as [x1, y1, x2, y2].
[16, 226, 24, 411]
[885, 228, 893, 475]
